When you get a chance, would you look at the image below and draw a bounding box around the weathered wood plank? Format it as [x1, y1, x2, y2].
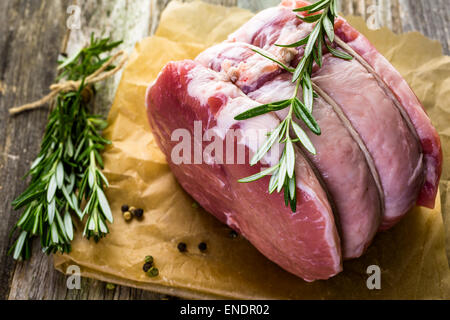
[337, 0, 450, 55]
[399, 0, 450, 54]
[6, 0, 160, 300]
[0, 0, 70, 300]
[337, 0, 403, 33]
[7, 0, 248, 301]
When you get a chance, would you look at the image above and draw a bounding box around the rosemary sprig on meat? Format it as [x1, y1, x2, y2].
[9, 36, 122, 260]
[235, 0, 352, 212]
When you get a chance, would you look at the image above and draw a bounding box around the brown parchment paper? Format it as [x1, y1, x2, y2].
[55, 1, 450, 299]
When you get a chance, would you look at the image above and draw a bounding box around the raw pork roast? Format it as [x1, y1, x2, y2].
[146, 0, 442, 281]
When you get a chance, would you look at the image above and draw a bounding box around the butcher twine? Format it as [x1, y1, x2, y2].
[9, 50, 128, 116]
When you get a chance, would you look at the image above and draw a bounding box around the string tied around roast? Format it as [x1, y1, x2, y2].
[9, 49, 128, 116]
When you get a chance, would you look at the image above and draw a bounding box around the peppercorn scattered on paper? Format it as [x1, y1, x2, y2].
[55, 0, 450, 299]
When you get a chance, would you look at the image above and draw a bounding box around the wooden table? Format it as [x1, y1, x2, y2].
[1, 0, 449, 300]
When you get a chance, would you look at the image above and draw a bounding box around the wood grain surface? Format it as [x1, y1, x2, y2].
[0, 0, 449, 300]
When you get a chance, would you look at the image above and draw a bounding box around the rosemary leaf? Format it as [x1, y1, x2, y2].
[275, 35, 310, 48]
[97, 188, 113, 223]
[269, 168, 280, 194]
[13, 231, 28, 260]
[304, 22, 321, 58]
[289, 175, 297, 212]
[250, 124, 283, 166]
[293, 98, 321, 135]
[47, 175, 57, 203]
[238, 165, 280, 183]
[277, 154, 287, 193]
[297, 14, 322, 23]
[286, 139, 295, 178]
[48, 199, 55, 225]
[325, 38, 353, 60]
[289, 175, 296, 200]
[308, 0, 332, 14]
[64, 211, 74, 241]
[332, 0, 338, 16]
[316, 34, 323, 67]
[292, 122, 317, 155]
[56, 162, 64, 188]
[303, 73, 314, 112]
[293, 55, 309, 82]
[234, 100, 291, 120]
[330, 48, 353, 60]
[284, 182, 290, 207]
[322, 14, 335, 43]
[293, 0, 329, 13]
[252, 49, 295, 73]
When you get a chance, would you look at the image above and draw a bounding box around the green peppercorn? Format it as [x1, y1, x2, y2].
[121, 205, 129, 213]
[198, 242, 207, 252]
[177, 242, 187, 253]
[191, 202, 199, 209]
[134, 208, 144, 218]
[145, 255, 154, 264]
[106, 283, 116, 290]
[147, 267, 159, 277]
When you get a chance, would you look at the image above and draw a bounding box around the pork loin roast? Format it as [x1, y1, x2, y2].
[146, 1, 442, 281]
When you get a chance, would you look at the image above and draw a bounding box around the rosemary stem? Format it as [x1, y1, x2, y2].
[234, 0, 351, 212]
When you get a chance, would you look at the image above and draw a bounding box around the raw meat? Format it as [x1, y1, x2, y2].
[225, 0, 441, 230]
[145, 0, 442, 281]
[197, 45, 382, 259]
[147, 60, 342, 281]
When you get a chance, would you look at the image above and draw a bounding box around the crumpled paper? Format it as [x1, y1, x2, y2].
[55, 0, 450, 299]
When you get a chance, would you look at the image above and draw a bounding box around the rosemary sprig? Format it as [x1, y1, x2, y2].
[234, 0, 352, 212]
[9, 36, 121, 260]
[76, 110, 113, 241]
